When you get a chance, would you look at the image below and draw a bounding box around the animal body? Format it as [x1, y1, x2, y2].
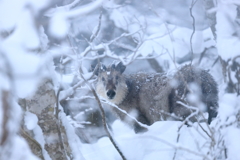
[95, 62, 218, 132]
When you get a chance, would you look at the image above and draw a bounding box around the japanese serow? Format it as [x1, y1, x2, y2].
[95, 62, 218, 132]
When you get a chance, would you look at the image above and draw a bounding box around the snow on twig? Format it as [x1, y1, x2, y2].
[71, 28, 162, 63]
[90, 12, 102, 42]
[66, 0, 106, 19]
[100, 99, 149, 130]
[47, 0, 106, 19]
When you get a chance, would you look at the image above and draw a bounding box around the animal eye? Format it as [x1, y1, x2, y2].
[102, 77, 105, 81]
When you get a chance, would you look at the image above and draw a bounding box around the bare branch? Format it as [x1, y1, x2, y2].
[54, 88, 69, 159]
[79, 69, 127, 160]
[189, 0, 198, 64]
[90, 12, 102, 42]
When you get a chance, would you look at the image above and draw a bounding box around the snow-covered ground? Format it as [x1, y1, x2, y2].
[1, 0, 240, 160]
[79, 92, 240, 160]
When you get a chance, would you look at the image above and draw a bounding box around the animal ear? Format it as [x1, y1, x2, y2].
[115, 62, 126, 74]
[93, 63, 106, 76]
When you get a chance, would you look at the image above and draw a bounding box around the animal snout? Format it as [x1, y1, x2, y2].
[107, 90, 116, 99]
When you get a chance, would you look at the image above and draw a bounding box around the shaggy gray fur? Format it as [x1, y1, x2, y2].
[95, 62, 218, 132]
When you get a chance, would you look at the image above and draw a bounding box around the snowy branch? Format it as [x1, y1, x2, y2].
[100, 99, 149, 130]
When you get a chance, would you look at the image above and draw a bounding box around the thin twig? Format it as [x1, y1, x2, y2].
[139, 135, 211, 160]
[147, 2, 177, 64]
[101, 99, 149, 130]
[79, 71, 127, 160]
[90, 12, 102, 42]
[189, 0, 198, 64]
[172, 124, 183, 160]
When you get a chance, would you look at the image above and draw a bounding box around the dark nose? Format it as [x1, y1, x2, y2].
[107, 90, 116, 99]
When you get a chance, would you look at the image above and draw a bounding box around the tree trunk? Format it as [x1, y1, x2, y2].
[19, 79, 73, 160]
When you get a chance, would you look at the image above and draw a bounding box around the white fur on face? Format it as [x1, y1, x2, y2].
[96, 77, 128, 105]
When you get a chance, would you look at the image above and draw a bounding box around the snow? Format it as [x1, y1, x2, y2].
[216, 1, 240, 60]
[218, 93, 238, 121]
[225, 126, 240, 160]
[24, 111, 38, 130]
[1, 0, 240, 160]
[0, 0, 47, 98]
[39, 26, 49, 51]
[9, 136, 39, 160]
[109, 5, 140, 32]
[2, 48, 43, 98]
[49, 11, 69, 39]
[33, 125, 52, 160]
[60, 112, 85, 160]
[81, 120, 214, 160]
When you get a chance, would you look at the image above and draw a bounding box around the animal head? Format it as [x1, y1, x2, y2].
[95, 62, 128, 105]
